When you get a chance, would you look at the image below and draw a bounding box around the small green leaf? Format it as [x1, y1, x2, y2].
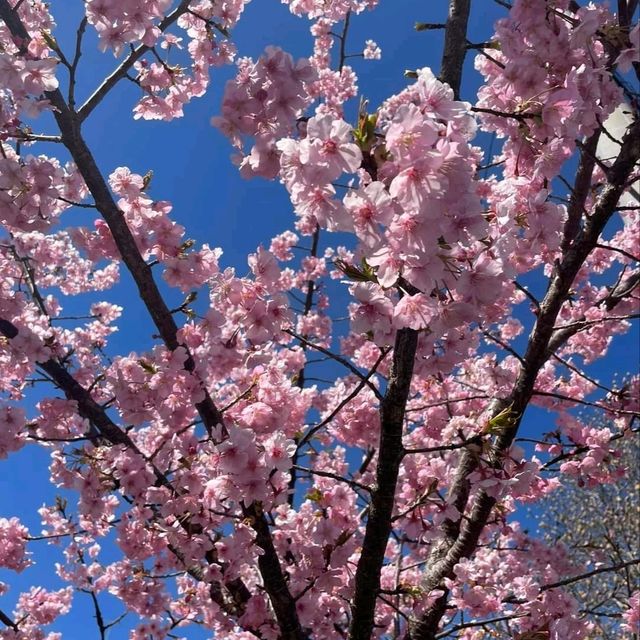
[334, 258, 378, 283]
[483, 403, 516, 434]
[138, 359, 157, 375]
[353, 102, 379, 152]
[306, 488, 323, 503]
[41, 30, 59, 51]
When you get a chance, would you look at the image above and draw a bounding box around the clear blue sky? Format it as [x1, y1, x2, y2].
[1, 1, 636, 638]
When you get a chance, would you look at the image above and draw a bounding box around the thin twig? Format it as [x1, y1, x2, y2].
[299, 348, 389, 448]
[533, 389, 640, 416]
[68, 17, 88, 109]
[286, 329, 383, 401]
[293, 465, 371, 493]
[541, 559, 640, 592]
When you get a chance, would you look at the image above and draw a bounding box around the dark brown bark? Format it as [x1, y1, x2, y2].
[0, 324, 258, 621]
[0, 0, 224, 437]
[0, 609, 19, 632]
[244, 504, 310, 640]
[0, 608, 17, 631]
[439, 0, 471, 98]
[2, 318, 174, 490]
[561, 131, 601, 253]
[347, 328, 418, 640]
[347, 3, 474, 636]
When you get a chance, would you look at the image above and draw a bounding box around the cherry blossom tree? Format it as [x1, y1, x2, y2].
[0, 0, 639, 639]
[538, 424, 639, 639]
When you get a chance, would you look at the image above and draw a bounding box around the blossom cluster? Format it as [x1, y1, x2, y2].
[213, 47, 316, 178]
[84, 0, 249, 120]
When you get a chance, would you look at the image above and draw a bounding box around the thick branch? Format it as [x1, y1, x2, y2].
[561, 130, 600, 253]
[0, 0, 224, 435]
[347, 328, 418, 640]
[348, 3, 473, 636]
[243, 503, 310, 640]
[0, 317, 257, 623]
[0, 4, 314, 637]
[440, 0, 471, 97]
[0, 318, 174, 491]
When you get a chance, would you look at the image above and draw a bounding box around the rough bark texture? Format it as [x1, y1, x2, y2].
[561, 131, 601, 253]
[348, 328, 418, 640]
[439, 0, 471, 97]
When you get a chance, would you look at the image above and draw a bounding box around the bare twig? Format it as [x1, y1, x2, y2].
[540, 559, 640, 592]
[286, 330, 383, 401]
[299, 347, 389, 448]
[293, 465, 371, 493]
[68, 17, 88, 110]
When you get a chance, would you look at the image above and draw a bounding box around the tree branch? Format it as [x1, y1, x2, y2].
[0, 317, 257, 627]
[243, 503, 310, 640]
[348, 328, 418, 640]
[298, 347, 389, 448]
[293, 465, 371, 493]
[532, 389, 639, 417]
[0, 609, 17, 631]
[288, 226, 320, 504]
[0, 318, 175, 492]
[286, 329, 383, 401]
[561, 130, 600, 253]
[435, 613, 525, 638]
[440, 0, 471, 97]
[348, 2, 474, 636]
[539, 559, 640, 592]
